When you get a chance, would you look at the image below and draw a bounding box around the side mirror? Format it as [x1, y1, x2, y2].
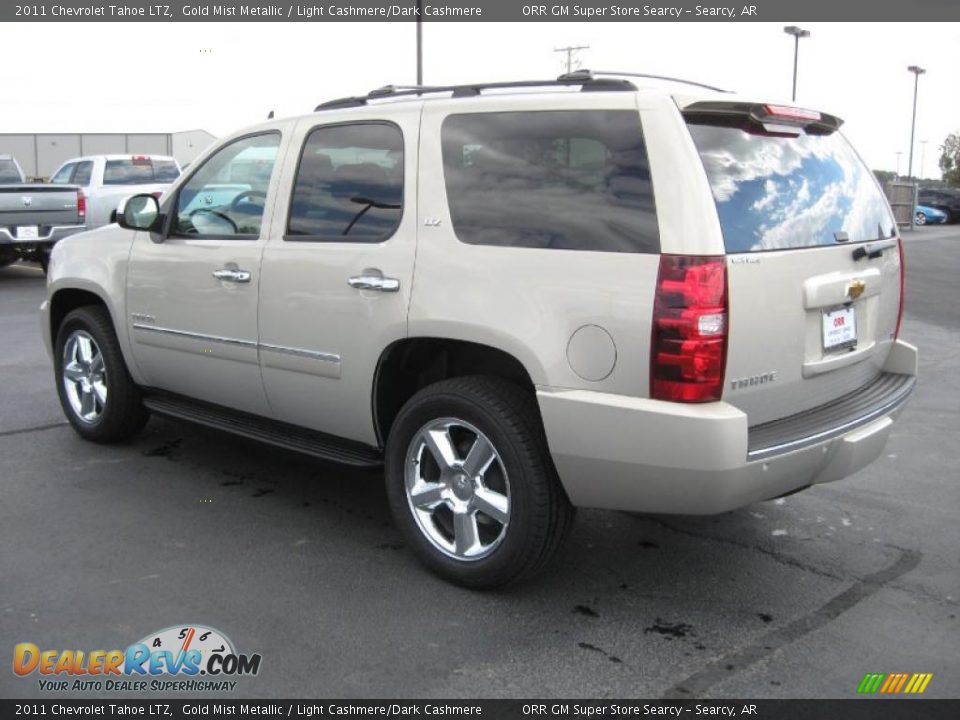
[117, 194, 162, 233]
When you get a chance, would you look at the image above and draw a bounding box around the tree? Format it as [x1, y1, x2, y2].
[873, 170, 896, 185]
[939, 132, 960, 187]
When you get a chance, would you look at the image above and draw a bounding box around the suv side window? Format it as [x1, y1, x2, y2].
[441, 110, 659, 253]
[286, 122, 403, 242]
[173, 133, 280, 238]
[51, 163, 76, 184]
[72, 161, 93, 186]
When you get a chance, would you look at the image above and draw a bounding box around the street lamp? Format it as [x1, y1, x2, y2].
[907, 65, 926, 179]
[783, 26, 811, 102]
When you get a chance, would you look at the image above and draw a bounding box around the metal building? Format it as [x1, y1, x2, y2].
[0, 130, 217, 180]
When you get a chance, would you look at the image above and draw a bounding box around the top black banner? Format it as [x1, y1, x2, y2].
[4, 0, 960, 22]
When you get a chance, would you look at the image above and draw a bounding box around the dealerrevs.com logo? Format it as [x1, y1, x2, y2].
[13, 625, 262, 692]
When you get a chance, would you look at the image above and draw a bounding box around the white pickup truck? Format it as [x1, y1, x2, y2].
[49, 155, 181, 230]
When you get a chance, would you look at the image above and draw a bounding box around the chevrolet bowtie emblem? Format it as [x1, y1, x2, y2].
[847, 279, 866, 300]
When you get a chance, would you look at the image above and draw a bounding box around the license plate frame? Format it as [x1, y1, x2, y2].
[822, 305, 857, 352]
[16, 226, 39, 240]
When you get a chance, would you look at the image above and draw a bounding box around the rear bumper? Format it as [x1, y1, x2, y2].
[0, 225, 87, 248]
[537, 340, 918, 514]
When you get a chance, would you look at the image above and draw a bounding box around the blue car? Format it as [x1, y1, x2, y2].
[916, 204, 948, 225]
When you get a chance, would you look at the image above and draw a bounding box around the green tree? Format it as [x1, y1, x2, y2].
[939, 132, 960, 187]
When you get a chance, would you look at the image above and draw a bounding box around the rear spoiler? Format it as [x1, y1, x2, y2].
[683, 101, 843, 134]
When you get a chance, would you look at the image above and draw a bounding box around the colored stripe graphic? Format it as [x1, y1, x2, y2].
[857, 673, 885, 694]
[857, 672, 933, 694]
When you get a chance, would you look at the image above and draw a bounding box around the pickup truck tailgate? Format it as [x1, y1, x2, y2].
[0, 185, 82, 228]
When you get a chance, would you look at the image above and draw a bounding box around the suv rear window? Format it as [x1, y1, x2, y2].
[0, 159, 22, 183]
[441, 110, 659, 253]
[104, 157, 180, 185]
[687, 118, 897, 253]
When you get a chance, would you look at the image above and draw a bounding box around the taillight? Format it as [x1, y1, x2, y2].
[895, 237, 906, 339]
[77, 190, 86, 221]
[651, 255, 728, 403]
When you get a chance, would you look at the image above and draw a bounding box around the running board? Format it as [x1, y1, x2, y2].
[142, 392, 383, 467]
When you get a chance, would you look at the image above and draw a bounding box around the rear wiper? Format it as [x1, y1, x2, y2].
[852, 239, 898, 261]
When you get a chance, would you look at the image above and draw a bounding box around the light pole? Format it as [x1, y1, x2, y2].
[783, 26, 810, 102]
[907, 65, 926, 179]
[415, 0, 423, 84]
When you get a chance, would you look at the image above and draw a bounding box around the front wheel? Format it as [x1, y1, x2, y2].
[915, 211, 927, 226]
[385, 376, 574, 589]
[54, 306, 149, 442]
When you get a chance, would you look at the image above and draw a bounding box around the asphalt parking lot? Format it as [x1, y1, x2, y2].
[1, 227, 957, 700]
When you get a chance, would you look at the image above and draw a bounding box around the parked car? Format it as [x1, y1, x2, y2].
[1, 154, 86, 271]
[42, 72, 917, 588]
[917, 187, 960, 223]
[915, 204, 947, 225]
[49, 155, 181, 230]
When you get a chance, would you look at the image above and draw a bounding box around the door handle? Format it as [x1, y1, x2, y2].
[212, 268, 251, 283]
[348, 274, 400, 292]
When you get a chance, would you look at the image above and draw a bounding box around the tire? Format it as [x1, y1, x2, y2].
[38, 249, 50, 275]
[915, 211, 927, 226]
[54, 305, 149, 442]
[384, 376, 575, 589]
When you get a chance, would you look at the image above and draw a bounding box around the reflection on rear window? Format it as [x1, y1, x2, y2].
[0, 159, 22, 184]
[103, 158, 180, 185]
[686, 120, 896, 253]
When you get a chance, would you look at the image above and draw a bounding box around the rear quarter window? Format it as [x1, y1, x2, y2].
[687, 119, 897, 253]
[441, 110, 659, 254]
[0, 159, 22, 183]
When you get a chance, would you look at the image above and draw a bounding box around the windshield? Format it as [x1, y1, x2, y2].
[686, 118, 897, 253]
[0, 159, 23, 184]
[103, 158, 180, 185]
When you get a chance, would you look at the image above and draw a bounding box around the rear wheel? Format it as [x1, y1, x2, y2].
[54, 306, 148, 442]
[385, 376, 574, 589]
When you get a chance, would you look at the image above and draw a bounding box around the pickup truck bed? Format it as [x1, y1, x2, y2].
[0, 185, 86, 270]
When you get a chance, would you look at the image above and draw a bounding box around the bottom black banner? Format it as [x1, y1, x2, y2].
[2, 700, 959, 720]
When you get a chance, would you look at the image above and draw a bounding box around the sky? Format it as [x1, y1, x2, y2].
[0, 21, 957, 178]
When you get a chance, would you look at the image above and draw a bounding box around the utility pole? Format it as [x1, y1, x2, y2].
[554, 44, 589, 74]
[416, 0, 423, 84]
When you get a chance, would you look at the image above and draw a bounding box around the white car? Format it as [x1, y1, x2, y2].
[49, 155, 181, 230]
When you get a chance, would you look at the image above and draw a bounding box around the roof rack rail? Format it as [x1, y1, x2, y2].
[559, 69, 732, 94]
[314, 75, 637, 112]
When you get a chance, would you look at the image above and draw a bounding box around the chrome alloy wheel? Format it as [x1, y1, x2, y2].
[404, 418, 511, 561]
[62, 330, 108, 424]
